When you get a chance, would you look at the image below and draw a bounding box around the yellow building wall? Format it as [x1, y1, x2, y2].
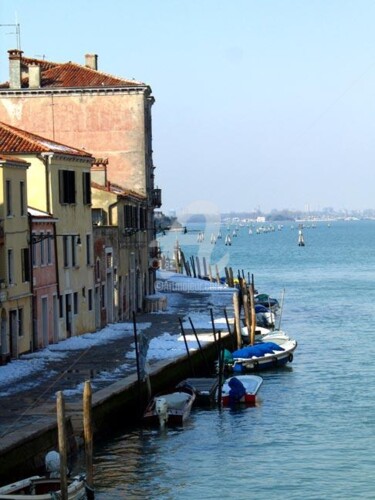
[0, 160, 32, 356]
[15, 153, 96, 338]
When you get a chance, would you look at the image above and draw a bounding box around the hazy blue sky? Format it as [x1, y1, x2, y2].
[1, 1, 375, 214]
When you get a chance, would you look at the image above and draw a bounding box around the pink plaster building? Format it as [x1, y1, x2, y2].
[29, 208, 59, 349]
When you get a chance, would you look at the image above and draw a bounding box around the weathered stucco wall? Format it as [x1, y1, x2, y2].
[0, 91, 147, 195]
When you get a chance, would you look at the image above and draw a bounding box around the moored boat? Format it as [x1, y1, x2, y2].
[241, 325, 292, 345]
[143, 386, 196, 427]
[254, 293, 280, 311]
[177, 378, 219, 406]
[221, 375, 263, 406]
[224, 338, 297, 373]
[0, 475, 87, 499]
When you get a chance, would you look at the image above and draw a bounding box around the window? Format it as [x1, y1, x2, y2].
[21, 248, 30, 282]
[101, 284, 105, 308]
[59, 170, 76, 204]
[46, 233, 52, 264]
[106, 252, 113, 269]
[18, 308, 23, 337]
[6, 180, 12, 216]
[140, 208, 147, 230]
[59, 295, 64, 318]
[83, 172, 91, 205]
[10, 308, 23, 338]
[92, 208, 107, 226]
[124, 205, 141, 229]
[88, 289, 93, 311]
[40, 234, 45, 265]
[9, 310, 16, 342]
[73, 292, 78, 315]
[32, 234, 37, 267]
[7, 249, 14, 285]
[63, 236, 69, 267]
[86, 234, 92, 265]
[71, 236, 77, 267]
[20, 181, 25, 216]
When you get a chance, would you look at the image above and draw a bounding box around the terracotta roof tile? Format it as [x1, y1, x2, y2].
[91, 181, 146, 200]
[0, 55, 147, 89]
[40, 62, 145, 88]
[0, 122, 92, 157]
[0, 153, 29, 165]
[21, 56, 59, 72]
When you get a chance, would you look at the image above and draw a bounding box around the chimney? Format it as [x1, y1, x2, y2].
[8, 49, 23, 89]
[85, 54, 98, 70]
[28, 64, 41, 88]
[91, 158, 108, 186]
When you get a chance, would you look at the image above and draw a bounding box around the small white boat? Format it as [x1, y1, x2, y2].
[221, 375, 263, 406]
[242, 325, 292, 345]
[0, 475, 87, 499]
[143, 386, 196, 427]
[0, 451, 89, 500]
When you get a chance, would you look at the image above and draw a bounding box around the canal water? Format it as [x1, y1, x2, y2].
[75, 220, 375, 499]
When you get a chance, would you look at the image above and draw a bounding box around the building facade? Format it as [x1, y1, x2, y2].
[0, 155, 32, 361]
[29, 208, 59, 349]
[92, 174, 149, 321]
[0, 49, 162, 306]
[0, 122, 96, 342]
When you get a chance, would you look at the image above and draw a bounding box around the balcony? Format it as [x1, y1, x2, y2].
[151, 188, 162, 208]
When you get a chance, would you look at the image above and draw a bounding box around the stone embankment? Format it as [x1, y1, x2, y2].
[0, 285, 235, 484]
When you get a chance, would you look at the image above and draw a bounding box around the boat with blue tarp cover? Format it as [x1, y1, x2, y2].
[223, 338, 297, 372]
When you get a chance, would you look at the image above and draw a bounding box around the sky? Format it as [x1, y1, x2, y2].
[1, 1, 375, 214]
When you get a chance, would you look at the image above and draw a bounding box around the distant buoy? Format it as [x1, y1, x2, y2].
[298, 226, 305, 246]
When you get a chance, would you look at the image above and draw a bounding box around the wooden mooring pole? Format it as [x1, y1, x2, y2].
[83, 381, 94, 498]
[179, 317, 195, 376]
[56, 391, 68, 500]
[233, 292, 242, 349]
[223, 307, 236, 350]
[189, 317, 210, 374]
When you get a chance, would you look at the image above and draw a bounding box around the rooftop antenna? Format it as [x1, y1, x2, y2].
[0, 15, 21, 50]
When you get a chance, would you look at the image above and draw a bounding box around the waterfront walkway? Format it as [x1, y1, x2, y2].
[0, 312, 181, 438]
[0, 285, 235, 478]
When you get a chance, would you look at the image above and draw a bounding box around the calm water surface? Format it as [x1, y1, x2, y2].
[75, 220, 375, 499]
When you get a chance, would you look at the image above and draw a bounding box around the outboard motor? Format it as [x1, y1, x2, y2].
[228, 377, 246, 403]
[45, 450, 61, 478]
[155, 397, 168, 428]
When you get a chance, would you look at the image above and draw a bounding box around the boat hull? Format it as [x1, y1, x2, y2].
[0, 475, 87, 499]
[143, 387, 196, 427]
[228, 339, 297, 373]
[221, 375, 263, 406]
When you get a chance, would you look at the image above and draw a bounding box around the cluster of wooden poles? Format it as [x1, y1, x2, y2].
[176, 272, 259, 377]
[56, 381, 94, 499]
[167, 244, 252, 292]
[174, 249, 222, 283]
[164, 244, 257, 350]
[232, 274, 257, 348]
